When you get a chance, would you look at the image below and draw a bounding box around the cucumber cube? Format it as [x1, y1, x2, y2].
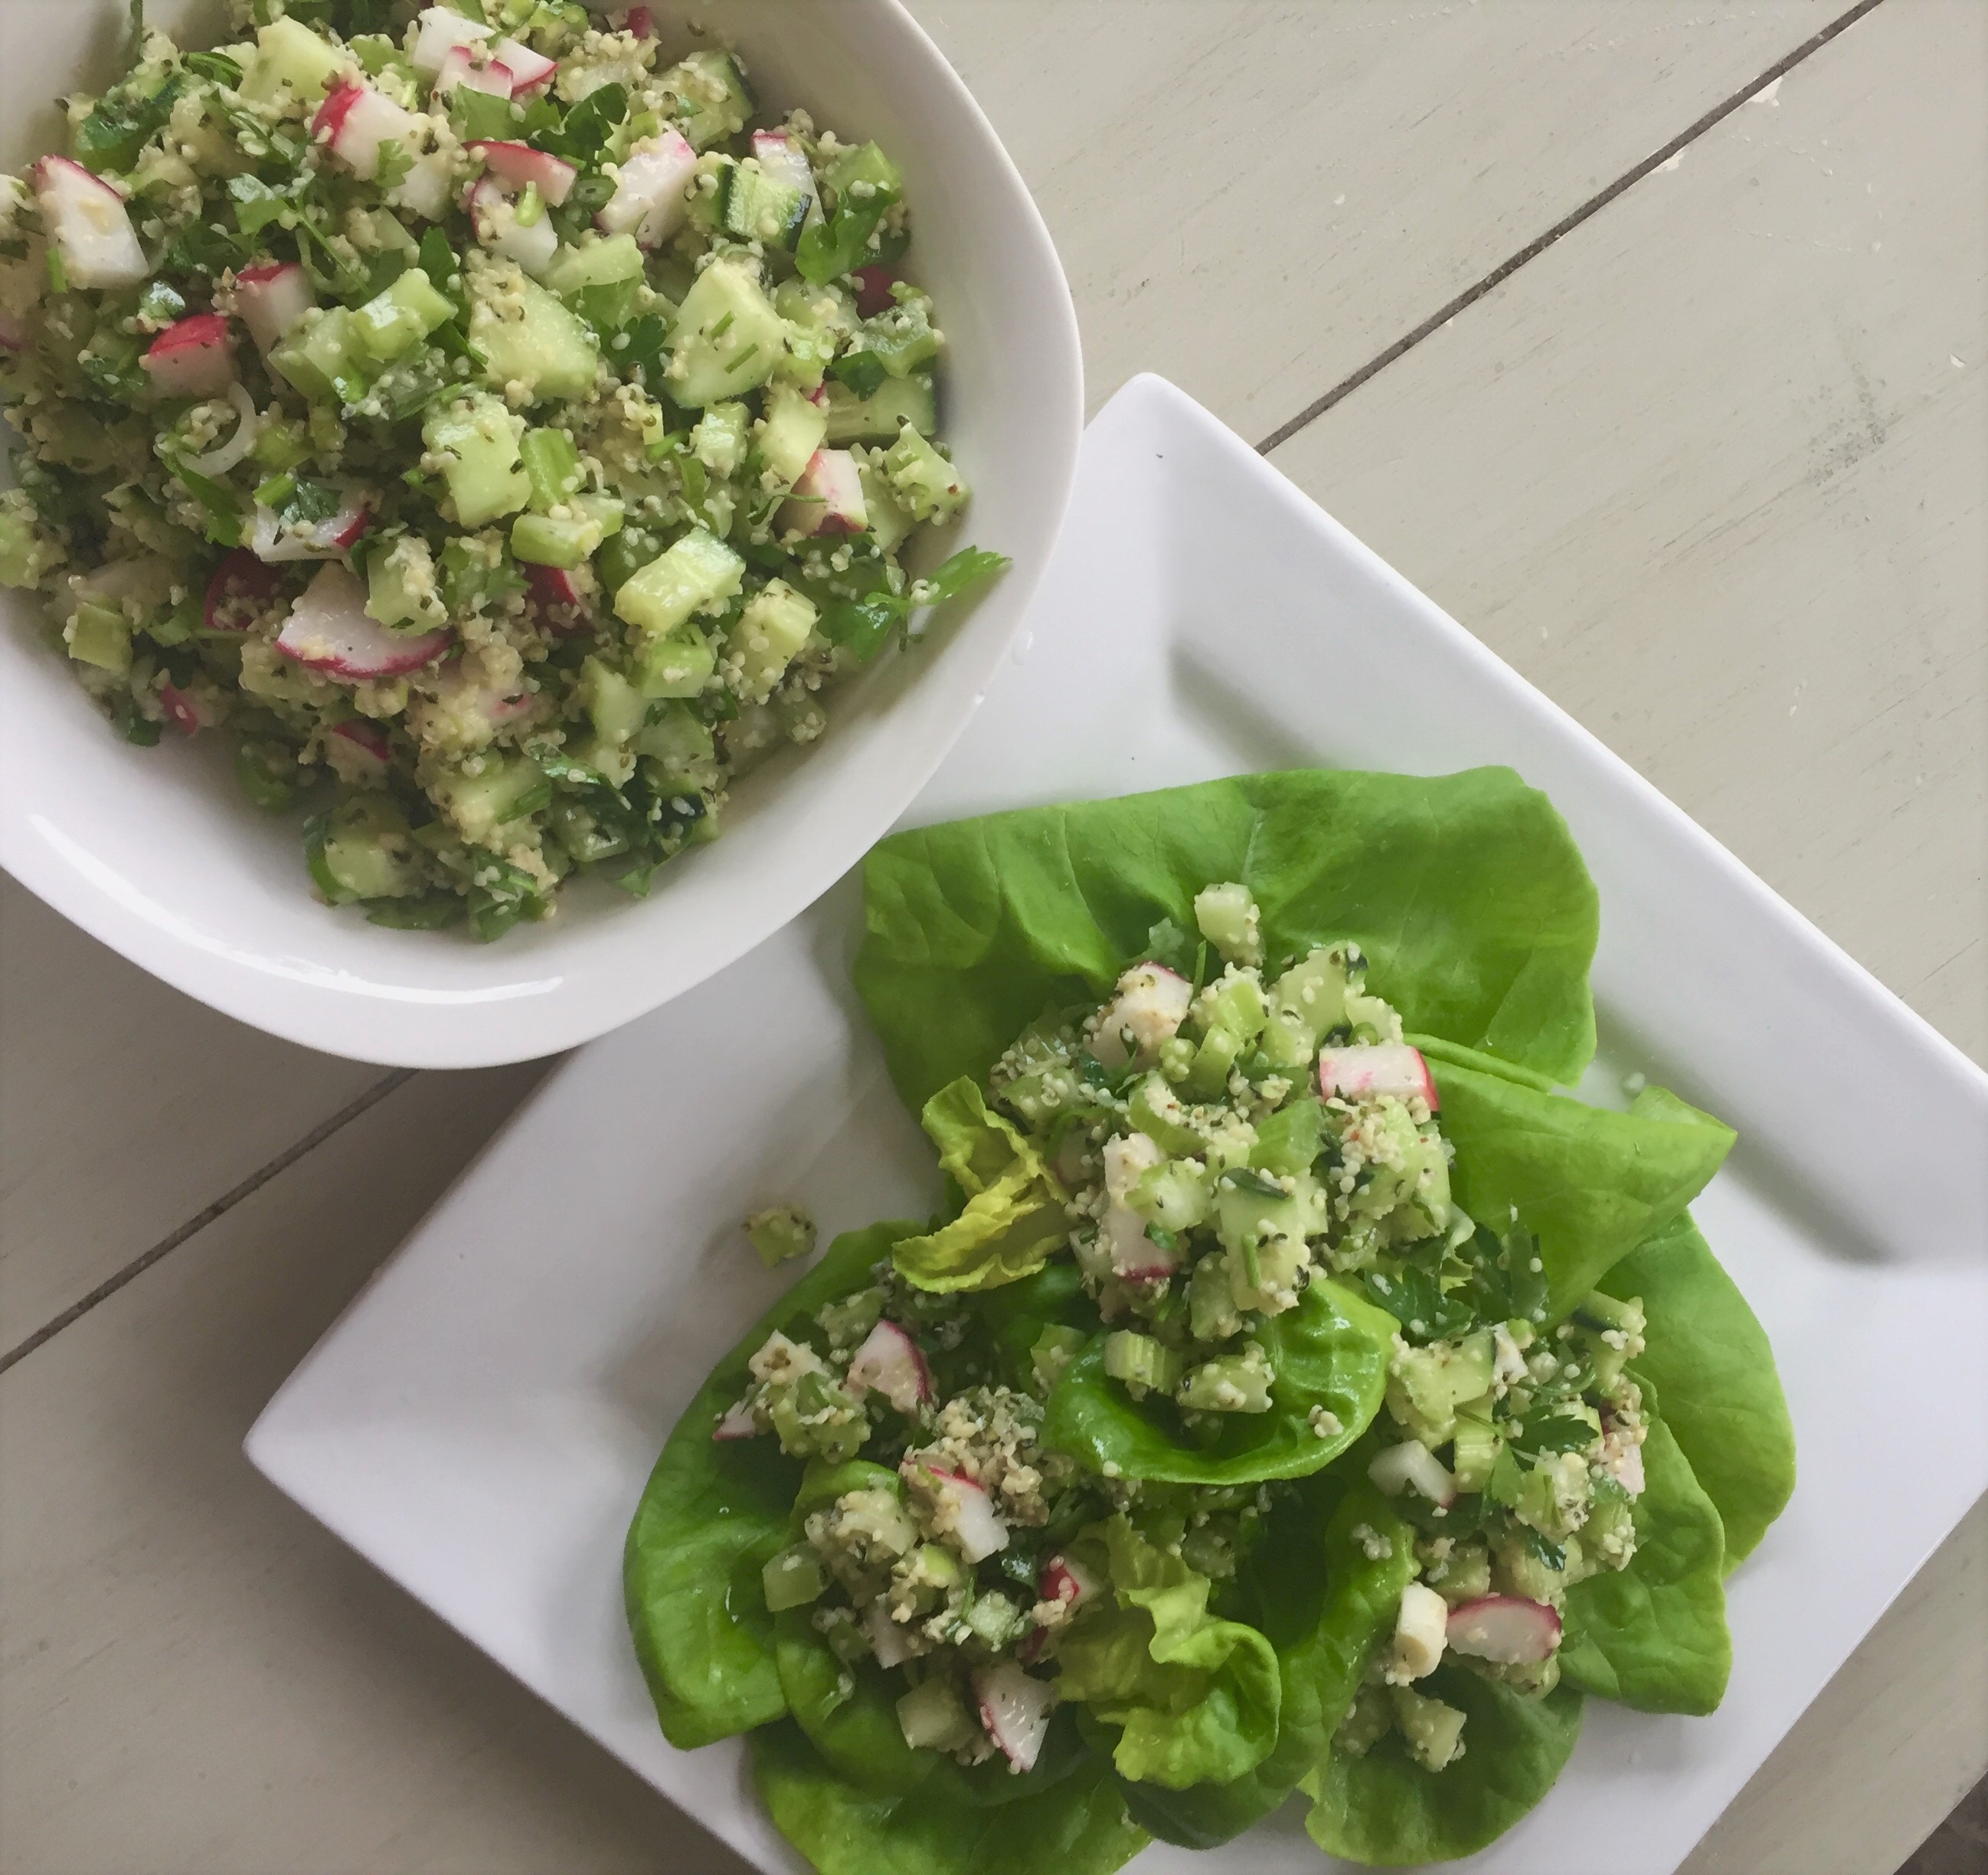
[633, 701, 716, 789]
[761, 1545, 826, 1613]
[633, 623, 717, 700]
[365, 535, 443, 631]
[0, 501, 57, 588]
[423, 394, 531, 529]
[613, 525, 744, 637]
[579, 656, 647, 746]
[470, 273, 601, 404]
[353, 268, 455, 363]
[541, 234, 646, 296]
[66, 600, 130, 674]
[659, 49, 754, 150]
[731, 578, 817, 702]
[690, 401, 750, 477]
[519, 427, 583, 512]
[665, 259, 785, 406]
[431, 755, 551, 846]
[510, 512, 600, 568]
[855, 454, 915, 554]
[1104, 1330, 1185, 1401]
[825, 140, 903, 207]
[820, 372, 934, 446]
[1178, 1341, 1276, 1414]
[754, 382, 829, 489]
[884, 424, 969, 522]
[242, 17, 349, 106]
[306, 797, 423, 903]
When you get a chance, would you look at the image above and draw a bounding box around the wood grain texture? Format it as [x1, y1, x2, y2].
[912, 0, 1841, 435]
[1267, 0, 1986, 1065]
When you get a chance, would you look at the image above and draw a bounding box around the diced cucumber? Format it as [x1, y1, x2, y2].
[754, 383, 829, 489]
[658, 49, 754, 151]
[821, 372, 934, 446]
[306, 797, 423, 904]
[511, 511, 604, 568]
[1188, 1256, 1243, 1343]
[772, 277, 856, 390]
[1260, 944, 1361, 1069]
[824, 140, 903, 208]
[896, 1678, 976, 1754]
[242, 16, 349, 106]
[633, 702, 717, 789]
[1177, 1341, 1276, 1413]
[665, 259, 785, 406]
[613, 525, 744, 637]
[721, 162, 806, 250]
[884, 424, 968, 522]
[580, 655, 646, 746]
[761, 1544, 827, 1612]
[1104, 1330, 1184, 1401]
[0, 499, 58, 587]
[963, 1591, 1025, 1649]
[1385, 1331, 1497, 1450]
[539, 233, 645, 294]
[431, 754, 551, 845]
[66, 600, 130, 674]
[251, 418, 312, 473]
[470, 272, 600, 404]
[1194, 882, 1262, 966]
[519, 427, 582, 512]
[1249, 1099, 1325, 1179]
[1390, 1685, 1466, 1772]
[423, 394, 531, 529]
[275, 307, 375, 407]
[353, 268, 454, 363]
[1031, 1323, 1087, 1392]
[731, 578, 816, 702]
[365, 535, 444, 632]
[1124, 1072, 1198, 1156]
[596, 525, 665, 599]
[854, 453, 916, 555]
[1450, 1404, 1503, 1494]
[860, 290, 941, 380]
[633, 623, 717, 700]
[1129, 1157, 1212, 1233]
[690, 401, 750, 477]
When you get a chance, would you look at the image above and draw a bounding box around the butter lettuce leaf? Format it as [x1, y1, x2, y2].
[754, 1719, 1146, 1875]
[1055, 1517, 1280, 1789]
[1559, 1412, 1732, 1714]
[1303, 1667, 1586, 1866]
[892, 1078, 1069, 1291]
[856, 768, 1601, 1111]
[1123, 1482, 1416, 1847]
[1431, 1064, 1735, 1322]
[1044, 1278, 1397, 1484]
[623, 1221, 914, 1748]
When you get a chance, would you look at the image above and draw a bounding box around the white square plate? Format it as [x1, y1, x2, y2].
[0, 0, 1081, 1068]
[248, 376, 1988, 1874]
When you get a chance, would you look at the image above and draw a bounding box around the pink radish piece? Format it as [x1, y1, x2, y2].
[159, 682, 205, 737]
[780, 447, 867, 537]
[751, 129, 816, 209]
[846, 1320, 933, 1415]
[1446, 1595, 1562, 1664]
[492, 38, 557, 95]
[250, 496, 371, 564]
[1100, 1203, 1183, 1282]
[711, 1399, 760, 1441]
[852, 263, 895, 319]
[204, 549, 286, 630]
[973, 1663, 1055, 1774]
[526, 562, 588, 633]
[234, 261, 316, 351]
[906, 1461, 1008, 1562]
[0, 314, 28, 352]
[328, 718, 391, 777]
[865, 1601, 916, 1670]
[1317, 1043, 1439, 1110]
[468, 141, 577, 207]
[1089, 962, 1193, 1068]
[436, 44, 515, 99]
[276, 564, 449, 679]
[31, 156, 146, 289]
[597, 129, 698, 247]
[1368, 1439, 1457, 1507]
[314, 80, 422, 182]
[1037, 1553, 1101, 1613]
[142, 312, 237, 400]
[409, 5, 494, 75]
[626, 5, 656, 38]
[466, 178, 558, 276]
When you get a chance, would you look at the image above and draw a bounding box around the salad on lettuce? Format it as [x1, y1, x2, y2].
[626, 767, 1796, 1870]
[0, 2, 999, 938]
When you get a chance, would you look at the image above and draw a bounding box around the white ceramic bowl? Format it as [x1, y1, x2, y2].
[0, 0, 1081, 1067]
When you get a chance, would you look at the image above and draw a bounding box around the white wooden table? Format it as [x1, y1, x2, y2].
[2, 3, 1983, 1870]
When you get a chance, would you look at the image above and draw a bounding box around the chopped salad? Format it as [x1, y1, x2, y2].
[0, 2, 1000, 938]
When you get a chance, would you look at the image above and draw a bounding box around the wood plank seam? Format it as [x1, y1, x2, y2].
[0, 1068, 415, 1377]
[1252, 0, 1889, 456]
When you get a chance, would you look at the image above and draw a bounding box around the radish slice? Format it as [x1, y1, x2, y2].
[865, 1600, 916, 1670]
[437, 44, 516, 98]
[597, 129, 697, 247]
[973, 1662, 1055, 1773]
[204, 549, 286, 630]
[276, 564, 449, 679]
[905, 1461, 1009, 1562]
[1089, 962, 1193, 1068]
[525, 562, 587, 630]
[329, 716, 391, 765]
[32, 156, 146, 290]
[466, 178, 559, 277]
[1446, 1595, 1562, 1664]
[250, 496, 371, 564]
[234, 261, 316, 352]
[711, 1399, 760, 1441]
[159, 682, 205, 737]
[1318, 1043, 1439, 1110]
[0, 313, 30, 352]
[314, 80, 422, 182]
[845, 1320, 933, 1415]
[1368, 1440, 1457, 1507]
[852, 263, 896, 318]
[142, 312, 237, 401]
[779, 447, 867, 537]
[410, 5, 494, 76]
[492, 38, 557, 96]
[626, 6, 657, 38]
[1036, 1553, 1101, 1613]
[751, 129, 817, 218]
[467, 141, 577, 207]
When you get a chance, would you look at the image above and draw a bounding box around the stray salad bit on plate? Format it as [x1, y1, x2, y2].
[625, 768, 1797, 1873]
[0, 2, 1002, 939]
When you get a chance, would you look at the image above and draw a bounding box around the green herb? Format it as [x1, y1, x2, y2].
[183, 51, 243, 87]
